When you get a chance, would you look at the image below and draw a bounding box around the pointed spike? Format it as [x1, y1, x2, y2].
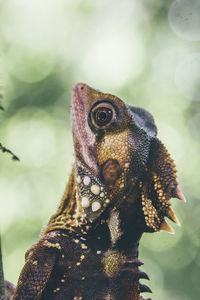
[138, 271, 150, 280]
[125, 259, 144, 267]
[136, 259, 144, 266]
[166, 206, 181, 227]
[175, 186, 186, 203]
[139, 284, 152, 293]
[160, 220, 175, 234]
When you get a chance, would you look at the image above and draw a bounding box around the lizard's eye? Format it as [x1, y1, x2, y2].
[90, 102, 115, 128]
[94, 108, 112, 126]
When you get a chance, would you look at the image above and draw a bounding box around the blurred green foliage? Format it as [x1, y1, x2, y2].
[0, 0, 200, 299]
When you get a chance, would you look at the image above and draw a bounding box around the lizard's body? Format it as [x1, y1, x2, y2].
[4, 83, 184, 300]
[13, 169, 147, 300]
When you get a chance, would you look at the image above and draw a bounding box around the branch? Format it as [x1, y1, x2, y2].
[0, 143, 20, 161]
[0, 237, 5, 300]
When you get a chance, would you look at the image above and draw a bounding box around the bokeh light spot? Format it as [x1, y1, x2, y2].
[175, 52, 200, 101]
[7, 115, 57, 167]
[142, 225, 182, 253]
[0, 176, 31, 230]
[169, 0, 200, 41]
[7, 46, 55, 83]
[79, 31, 146, 88]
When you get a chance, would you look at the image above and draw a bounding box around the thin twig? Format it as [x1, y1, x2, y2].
[0, 143, 20, 161]
[0, 237, 5, 300]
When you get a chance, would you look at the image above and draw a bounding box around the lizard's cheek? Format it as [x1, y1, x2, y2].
[101, 159, 121, 185]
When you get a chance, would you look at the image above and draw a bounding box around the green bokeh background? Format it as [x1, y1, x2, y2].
[0, 1, 200, 299]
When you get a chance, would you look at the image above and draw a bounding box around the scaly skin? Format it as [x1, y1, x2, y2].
[9, 83, 185, 300]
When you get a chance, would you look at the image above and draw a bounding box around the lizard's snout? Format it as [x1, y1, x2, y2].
[73, 82, 87, 93]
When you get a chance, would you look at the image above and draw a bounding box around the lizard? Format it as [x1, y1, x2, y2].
[3, 83, 185, 300]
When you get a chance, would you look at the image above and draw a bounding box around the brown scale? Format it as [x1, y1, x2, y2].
[42, 169, 88, 236]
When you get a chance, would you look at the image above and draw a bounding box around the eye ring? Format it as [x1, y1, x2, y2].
[90, 102, 116, 129]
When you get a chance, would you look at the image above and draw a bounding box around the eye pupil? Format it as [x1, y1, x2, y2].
[98, 111, 108, 121]
[94, 108, 113, 126]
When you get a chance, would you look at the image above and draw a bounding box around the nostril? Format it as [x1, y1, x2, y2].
[77, 83, 85, 91]
[73, 83, 86, 93]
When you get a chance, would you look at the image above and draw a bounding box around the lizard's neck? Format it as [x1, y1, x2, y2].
[43, 167, 145, 242]
[43, 168, 89, 236]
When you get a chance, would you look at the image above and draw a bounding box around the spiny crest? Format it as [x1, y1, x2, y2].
[141, 138, 185, 233]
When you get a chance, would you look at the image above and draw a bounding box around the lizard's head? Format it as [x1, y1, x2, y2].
[71, 83, 185, 232]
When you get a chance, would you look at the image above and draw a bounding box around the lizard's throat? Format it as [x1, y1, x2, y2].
[43, 169, 89, 236]
[42, 162, 143, 237]
[42, 164, 113, 235]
